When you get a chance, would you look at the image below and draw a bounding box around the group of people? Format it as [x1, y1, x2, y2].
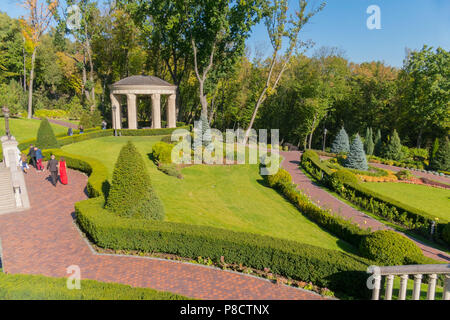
[19, 144, 68, 187]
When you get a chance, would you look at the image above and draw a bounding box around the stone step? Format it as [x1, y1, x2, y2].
[0, 167, 16, 214]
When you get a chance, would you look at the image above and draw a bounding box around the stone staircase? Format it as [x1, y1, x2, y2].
[0, 165, 17, 215]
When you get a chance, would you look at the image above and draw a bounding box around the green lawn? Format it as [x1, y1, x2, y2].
[0, 272, 190, 300]
[0, 117, 68, 142]
[362, 182, 450, 221]
[62, 136, 354, 253]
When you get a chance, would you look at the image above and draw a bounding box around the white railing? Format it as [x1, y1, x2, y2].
[369, 264, 450, 300]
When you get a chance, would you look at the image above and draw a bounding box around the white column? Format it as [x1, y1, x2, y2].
[151, 93, 161, 129]
[371, 274, 381, 300]
[127, 93, 137, 129]
[444, 275, 450, 300]
[385, 275, 394, 300]
[167, 94, 176, 128]
[412, 274, 422, 300]
[399, 274, 408, 300]
[426, 274, 437, 300]
[110, 93, 121, 130]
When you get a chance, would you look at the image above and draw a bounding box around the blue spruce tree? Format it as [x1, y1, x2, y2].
[344, 134, 368, 171]
[331, 127, 350, 154]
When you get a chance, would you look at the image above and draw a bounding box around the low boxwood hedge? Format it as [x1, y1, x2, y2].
[76, 197, 372, 299]
[118, 126, 191, 137]
[43, 146, 374, 299]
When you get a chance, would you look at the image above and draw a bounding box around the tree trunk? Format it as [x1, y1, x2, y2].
[27, 48, 36, 119]
[23, 47, 27, 92]
[416, 126, 423, 148]
[308, 113, 318, 149]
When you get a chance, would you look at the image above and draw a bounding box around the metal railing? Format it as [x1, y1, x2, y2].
[369, 264, 450, 300]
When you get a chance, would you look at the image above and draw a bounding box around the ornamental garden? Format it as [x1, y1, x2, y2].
[0, 0, 449, 302]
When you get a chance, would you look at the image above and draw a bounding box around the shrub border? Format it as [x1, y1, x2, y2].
[40, 148, 373, 299]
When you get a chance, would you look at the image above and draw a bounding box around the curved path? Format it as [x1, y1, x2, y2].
[280, 151, 450, 263]
[0, 166, 325, 300]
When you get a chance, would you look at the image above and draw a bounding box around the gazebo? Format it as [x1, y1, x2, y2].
[109, 75, 177, 130]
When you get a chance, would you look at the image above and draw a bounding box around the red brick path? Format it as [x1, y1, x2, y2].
[280, 151, 450, 263]
[0, 166, 325, 300]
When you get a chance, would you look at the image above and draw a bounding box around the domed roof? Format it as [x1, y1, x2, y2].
[111, 75, 176, 88]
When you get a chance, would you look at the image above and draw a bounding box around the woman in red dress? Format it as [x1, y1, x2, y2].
[59, 157, 68, 185]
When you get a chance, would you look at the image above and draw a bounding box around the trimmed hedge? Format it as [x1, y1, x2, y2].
[301, 153, 449, 246]
[359, 230, 424, 266]
[118, 126, 191, 137]
[50, 146, 374, 299]
[76, 198, 372, 299]
[106, 141, 164, 221]
[36, 118, 59, 149]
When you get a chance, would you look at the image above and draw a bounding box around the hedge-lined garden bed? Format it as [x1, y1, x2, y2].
[301, 150, 449, 247]
[40, 148, 373, 299]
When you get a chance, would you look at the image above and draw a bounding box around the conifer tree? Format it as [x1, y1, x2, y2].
[373, 129, 382, 156]
[365, 128, 374, 155]
[383, 129, 403, 161]
[36, 118, 59, 149]
[430, 137, 449, 171]
[331, 127, 350, 154]
[106, 141, 164, 220]
[344, 134, 368, 170]
[429, 138, 439, 166]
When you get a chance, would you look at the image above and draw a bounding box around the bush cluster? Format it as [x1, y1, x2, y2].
[118, 126, 190, 137]
[106, 141, 164, 221]
[157, 163, 183, 179]
[359, 230, 423, 265]
[34, 109, 68, 119]
[152, 142, 174, 164]
[266, 168, 292, 189]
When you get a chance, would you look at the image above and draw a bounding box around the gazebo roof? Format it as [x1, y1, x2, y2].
[111, 75, 176, 89]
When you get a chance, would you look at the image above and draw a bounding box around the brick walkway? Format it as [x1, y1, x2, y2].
[280, 151, 450, 263]
[32, 117, 78, 129]
[0, 165, 325, 300]
[370, 162, 450, 185]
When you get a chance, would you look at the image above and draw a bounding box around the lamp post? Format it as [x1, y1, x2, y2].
[112, 105, 117, 137]
[322, 128, 327, 152]
[2, 106, 11, 140]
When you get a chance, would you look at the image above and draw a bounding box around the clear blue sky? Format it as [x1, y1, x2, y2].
[3, 0, 449, 67]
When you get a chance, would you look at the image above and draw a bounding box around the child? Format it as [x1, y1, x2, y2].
[20, 153, 29, 173]
[59, 156, 68, 185]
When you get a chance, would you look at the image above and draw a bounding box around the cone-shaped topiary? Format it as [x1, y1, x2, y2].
[330, 127, 350, 154]
[364, 127, 374, 156]
[429, 138, 439, 167]
[344, 133, 368, 171]
[36, 117, 59, 149]
[106, 141, 165, 220]
[373, 129, 382, 156]
[430, 137, 450, 171]
[383, 129, 402, 161]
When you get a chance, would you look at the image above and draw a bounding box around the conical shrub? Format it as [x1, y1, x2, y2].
[106, 141, 165, 220]
[383, 129, 402, 161]
[36, 117, 59, 149]
[344, 134, 368, 171]
[331, 127, 350, 154]
[430, 137, 449, 171]
[374, 129, 382, 156]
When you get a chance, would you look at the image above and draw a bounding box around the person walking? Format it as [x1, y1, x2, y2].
[35, 147, 44, 171]
[59, 157, 68, 185]
[27, 144, 37, 169]
[101, 120, 107, 130]
[67, 127, 73, 136]
[47, 154, 59, 187]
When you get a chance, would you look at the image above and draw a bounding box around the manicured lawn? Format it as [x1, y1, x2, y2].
[0, 117, 68, 142]
[63, 136, 353, 253]
[362, 182, 450, 221]
[0, 272, 190, 300]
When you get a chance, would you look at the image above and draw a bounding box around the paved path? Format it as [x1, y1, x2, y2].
[0, 166, 324, 300]
[280, 151, 450, 263]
